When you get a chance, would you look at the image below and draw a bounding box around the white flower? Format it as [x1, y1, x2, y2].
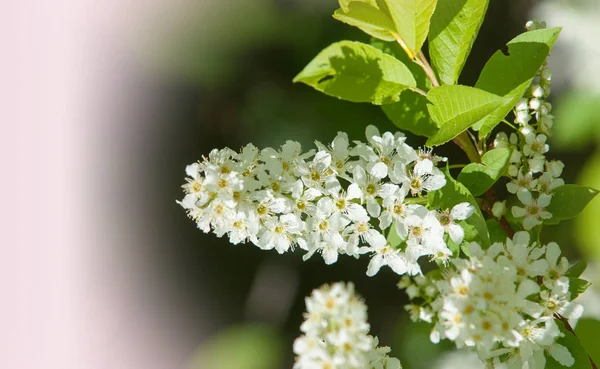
[258, 213, 303, 253]
[293, 282, 401, 369]
[507, 170, 537, 194]
[366, 242, 409, 277]
[394, 159, 446, 196]
[511, 190, 552, 230]
[315, 131, 352, 178]
[437, 202, 475, 245]
[343, 220, 387, 257]
[352, 166, 397, 218]
[304, 211, 348, 264]
[523, 133, 549, 157]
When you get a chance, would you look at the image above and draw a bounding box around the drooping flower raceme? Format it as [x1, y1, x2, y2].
[401, 232, 582, 369]
[293, 282, 401, 369]
[179, 125, 473, 276]
[492, 21, 564, 231]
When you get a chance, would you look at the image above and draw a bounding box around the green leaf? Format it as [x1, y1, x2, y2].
[545, 185, 599, 225]
[370, 39, 439, 137]
[382, 0, 438, 53]
[566, 260, 587, 278]
[546, 319, 593, 369]
[486, 218, 507, 244]
[387, 220, 403, 248]
[382, 91, 439, 137]
[472, 28, 562, 136]
[428, 168, 490, 247]
[294, 41, 417, 105]
[425, 85, 508, 146]
[429, 0, 490, 85]
[457, 148, 512, 196]
[574, 318, 600, 366]
[569, 277, 591, 301]
[333, 1, 397, 42]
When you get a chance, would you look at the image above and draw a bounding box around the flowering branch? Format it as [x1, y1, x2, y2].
[177, 5, 599, 369]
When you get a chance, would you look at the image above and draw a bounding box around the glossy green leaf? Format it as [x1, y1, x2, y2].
[429, 0, 490, 85]
[569, 277, 591, 301]
[425, 85, 507, 146]
[382, 0, 439, 53]
[387, 220, 403, 248]
[486, 218, 507, 244]
[545, 185, 599, 225]
[566, 260, 587, 278]
[382, 91, 439, 137]
[293, 41, 416, 104]
[370, 39, 439, 137]
[458, 148, 512, 196]
[574, 318, 600, 366]
[472, 28, 561, 136]
[428, 168, 490, 247]
[546, 319, 593, 369]
[333, 1, 397, 42]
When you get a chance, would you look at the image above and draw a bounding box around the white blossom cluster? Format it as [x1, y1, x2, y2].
[400, 232, 583, 369]
[179, 125, 473, 276]
[293, 282, 401, 369]
[493, 22, 564, 230]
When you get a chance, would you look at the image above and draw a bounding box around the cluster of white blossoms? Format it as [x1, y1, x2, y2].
[179, 125, 474, 276]
[400, 232, 583, 369]
[293, 282, 401, 369]
[492, 22, 564, 231]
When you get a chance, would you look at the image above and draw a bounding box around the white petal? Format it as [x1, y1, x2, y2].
[365, 229, 387, 248]
[512, 206, 527, 218]
[185, 163, 201, 178]
[513, 231, 530, 246]
[367, 198, 381, 218]
[365, 125, 380, 145]
[538, 193, 552, 207]
[379, 211, 393, 230]
[346, 183, 363, 200]
[352, 166, 367, 185]
[388, 256, 408, 275]
[517, 189, 533, 205]
[448, 224, 465, 244]
[370, 162, 388, 179]
[347, 203, 369, 222]
[548, 344, 574, 367]
[291, 179, 303, 199]
[366, 255, 384, 277]
[451, 202, 474, 220]
[546, 242, 561, 266]
[322, 246, 339, 265]
[414, 159, 433, 176]
[523, 215, 540, 230]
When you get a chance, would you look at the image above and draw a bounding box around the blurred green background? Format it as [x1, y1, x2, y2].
[121, 0, 600, 367]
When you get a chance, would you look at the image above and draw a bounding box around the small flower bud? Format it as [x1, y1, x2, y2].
[531, 85, 544, 98]
[494, 132, 509, 149]
[541, 68, 552, 82]
[529, 98, 542, 111]
[515, 98, 529, 111]
[492, 201, 506, 218]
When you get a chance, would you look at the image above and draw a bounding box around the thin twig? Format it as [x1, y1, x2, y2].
[416, 50, 440, 87]
[410, 87, 427, 97]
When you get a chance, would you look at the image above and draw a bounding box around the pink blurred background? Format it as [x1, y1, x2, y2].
[6, 1, 600, 368]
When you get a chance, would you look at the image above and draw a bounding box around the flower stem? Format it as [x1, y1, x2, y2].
[415, 50, 440, 87]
